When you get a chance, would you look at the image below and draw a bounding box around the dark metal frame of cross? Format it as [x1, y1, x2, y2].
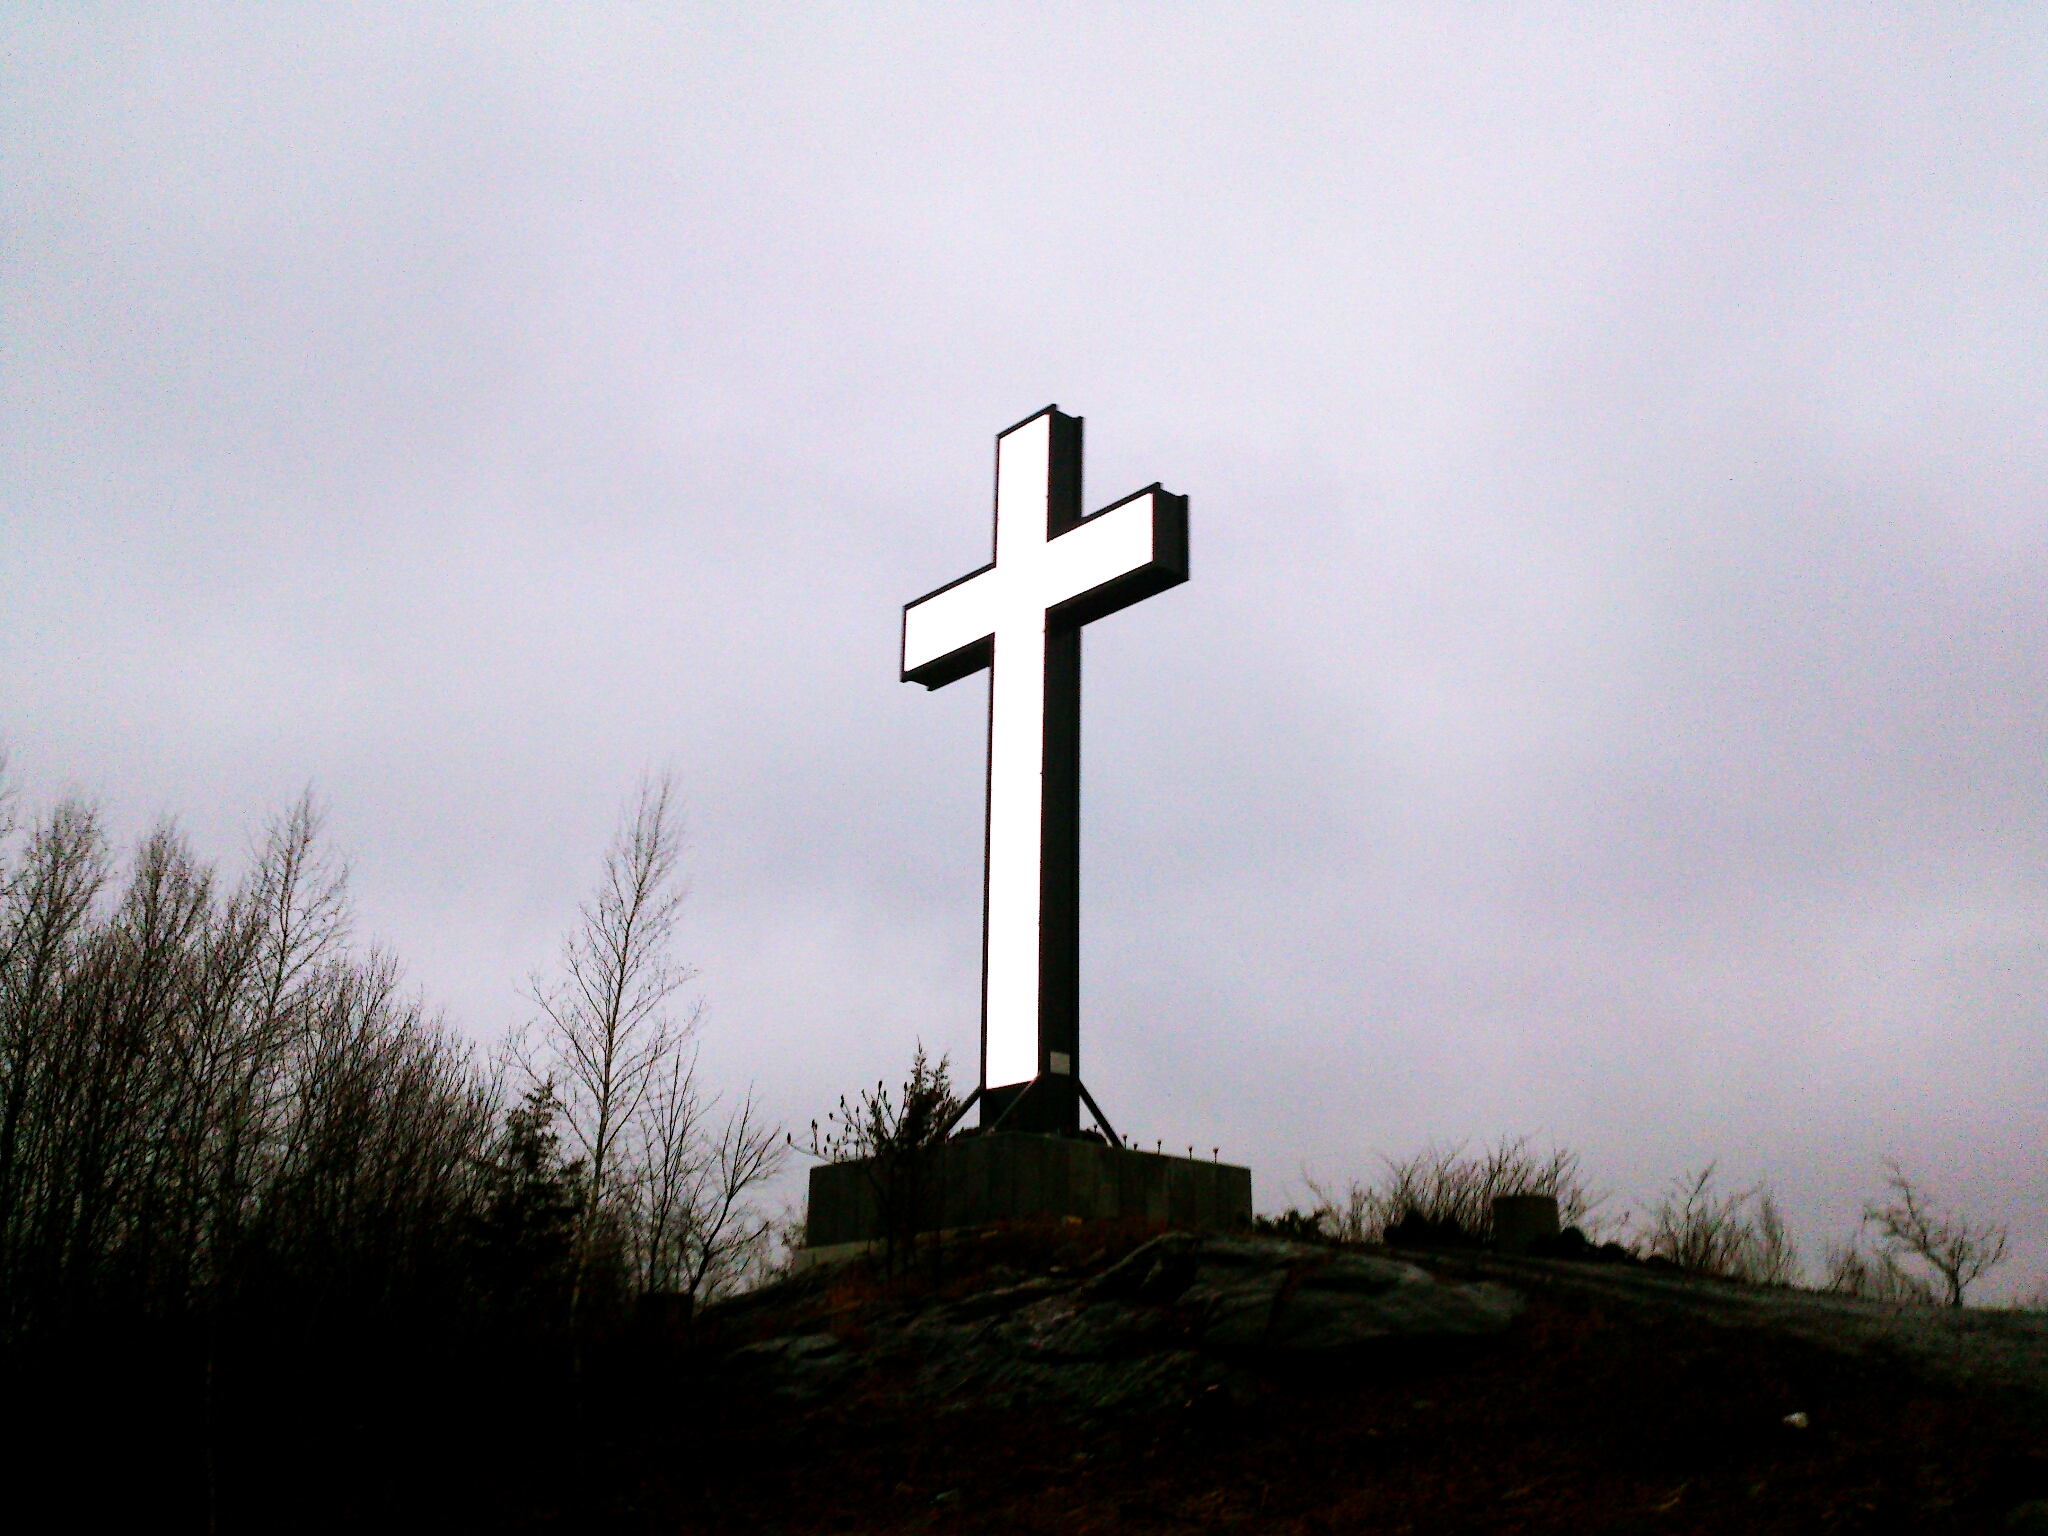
[901, 406, 1188, 1137]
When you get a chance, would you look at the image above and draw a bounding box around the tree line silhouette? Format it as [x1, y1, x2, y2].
[0, 765, 781, 1527]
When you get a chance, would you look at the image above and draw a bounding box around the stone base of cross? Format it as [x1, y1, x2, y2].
[901, 406, 1188, 1138]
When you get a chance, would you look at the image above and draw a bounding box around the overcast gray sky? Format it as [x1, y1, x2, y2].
[5, 6, 2044, 1294]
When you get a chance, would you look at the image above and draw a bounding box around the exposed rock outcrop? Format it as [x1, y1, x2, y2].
[728, 1231, 1522, 1413]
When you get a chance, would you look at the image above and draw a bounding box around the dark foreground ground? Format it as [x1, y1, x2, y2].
[25, 1222, 2048, 1534]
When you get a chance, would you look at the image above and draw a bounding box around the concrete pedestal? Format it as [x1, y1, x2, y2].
[804, 1133, 1252, 1252]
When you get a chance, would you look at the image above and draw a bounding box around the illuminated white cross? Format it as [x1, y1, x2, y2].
[902, 407, 1187, 1131]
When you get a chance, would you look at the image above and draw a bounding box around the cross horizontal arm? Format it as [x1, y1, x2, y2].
[1047, 485, 1189, 628]
[899, 486, 1188, 690]
[901, 564, 999, 688]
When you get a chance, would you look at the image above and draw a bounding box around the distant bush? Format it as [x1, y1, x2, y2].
[1644, 1166, 1800, 1286]
[1298, 1137, 1601, 1247]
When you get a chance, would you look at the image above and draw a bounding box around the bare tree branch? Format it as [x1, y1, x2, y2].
[1865, 1158, 2008, 1308]
[677, 1089, 785, 1306]
[632, 1046, 705, 1294]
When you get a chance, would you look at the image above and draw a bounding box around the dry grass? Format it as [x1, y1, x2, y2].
[1644, 1165, 1801, 1285]
[1298, 1136, 1602, 1246]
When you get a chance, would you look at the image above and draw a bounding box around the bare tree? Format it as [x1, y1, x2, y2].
[247, 790, 351, 1031]
[527, 772, 699, 1331]
[0, 799, 112, 1311]
[211, 793, 351, 1267]
[675, 1090, 785, 1306]
[629, 1050, 786, 1311]
[1864, 1159, 2007, 1308]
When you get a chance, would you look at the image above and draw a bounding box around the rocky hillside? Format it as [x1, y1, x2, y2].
[672, 1221, 2048, 1533]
